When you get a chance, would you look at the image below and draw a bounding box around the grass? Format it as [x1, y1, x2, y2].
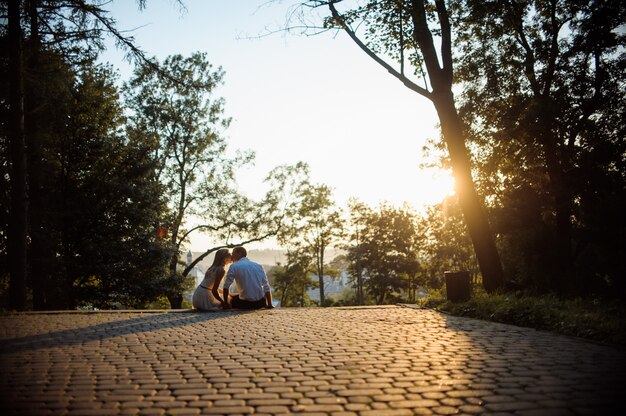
[416, 288, 626, 346]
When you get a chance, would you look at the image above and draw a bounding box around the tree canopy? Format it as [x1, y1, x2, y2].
[455, 0, 626, 295]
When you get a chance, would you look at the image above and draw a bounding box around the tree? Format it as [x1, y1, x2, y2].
[271, 249, 318, 307]
[62, 65, 172, 308]
[346, 202, 422, 304]
[125, 55, 311, 309]
[344, 199, 369, 305]
[125, 52, 252, 308]
[0, 47, 173, 309]
[282, 183, 344, 305]
[295, 0, 504, 292]
[419, 196, 479, 288]
[5, 0, 28, 310]
[1, 0, 183, 310]
[455, 0, 626, 294]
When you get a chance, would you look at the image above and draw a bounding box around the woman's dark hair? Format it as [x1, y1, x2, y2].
[210, 248, 231, 269]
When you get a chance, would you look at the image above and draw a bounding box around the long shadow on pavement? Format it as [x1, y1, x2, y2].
[0, 310, 246, 354]
[440, 311, 624, 413]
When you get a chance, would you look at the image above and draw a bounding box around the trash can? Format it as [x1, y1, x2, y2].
[445, 271, 471, 302]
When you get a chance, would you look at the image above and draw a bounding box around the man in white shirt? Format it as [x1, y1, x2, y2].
[223, 246, 274, 310]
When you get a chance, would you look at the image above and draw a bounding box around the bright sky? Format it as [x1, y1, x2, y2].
[99, 0, 455, 251]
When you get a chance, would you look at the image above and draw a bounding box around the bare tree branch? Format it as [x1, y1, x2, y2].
[182, 230, 280, 277]
[505, 0, 541, 96]
[328, 0, 431, 99]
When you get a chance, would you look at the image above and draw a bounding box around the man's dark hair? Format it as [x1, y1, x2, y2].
[233, 246, 247, 258]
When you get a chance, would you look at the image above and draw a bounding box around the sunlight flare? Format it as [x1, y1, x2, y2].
[411, 168, 456, 208]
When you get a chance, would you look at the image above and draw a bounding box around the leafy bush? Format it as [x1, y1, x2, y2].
[417, 288, 626, 345]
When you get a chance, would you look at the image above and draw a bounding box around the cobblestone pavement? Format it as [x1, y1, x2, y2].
[0, 305, 624, 415]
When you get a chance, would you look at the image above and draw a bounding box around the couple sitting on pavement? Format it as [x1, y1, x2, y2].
[191, 246, 274, 311]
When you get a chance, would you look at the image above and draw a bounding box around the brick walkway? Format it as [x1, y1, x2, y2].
[0, 306, 623, 415]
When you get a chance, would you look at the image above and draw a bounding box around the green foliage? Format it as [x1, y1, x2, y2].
[61, 65, 170, 308]
[492, 185, 557, 291]
[125, 52, 241, 236]
[419, 196, 479, 288]
[418, 290, 626, 346]
[326, 285, 377, 307]
[280, 182, 344, 306]
[0, 42, 173, 309]
[271, 250, 317, 307]
[345, 202, 422, 304]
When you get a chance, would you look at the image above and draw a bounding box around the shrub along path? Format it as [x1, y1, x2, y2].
[0, 305, 623, 415]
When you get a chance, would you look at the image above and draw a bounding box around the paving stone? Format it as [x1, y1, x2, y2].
[439, 398, 464, 406]
[202, 405, 255, 414]
[423, 391, 447, 399]
[291, 403, 344, 412]
[373, 394, 405, 402]
[255, 405, 291, 413]
[446, 390, 492, 398]
[346, 395, 373, 404]
[458, 404, 486, 414]
[166, 409, 200, 415]
[389, 399, 440, 408]
[482, 395, 516, 403]
[516, 409, 574, 416]
[359, 410, 412, 416]
[433, 406, 461, 415]
[138, 409, 165, 415]
[247, 398, 297, 406]
[233, 393, 280, 400]
[315, 397, 348, 404]
[465, 397, 484, 406]
[484, 401, 537, 411]
[212, 399, 245, 406]
[336, 389, 384, 397]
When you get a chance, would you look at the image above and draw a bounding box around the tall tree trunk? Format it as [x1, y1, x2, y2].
[432, 92, 504, 293]
[280, 283, 288, 306]
[357, 267, 364, 305]
[167, 224, 182, 308]
[166, 167, 187, 309]
[25, 0, 51, 310]
[8, 0, 28, 311]
[539, 125, 573, 292]
[411, 0, 503, 292]
[167, 256, 183, 309]
[317, 245, 325, 306]
[167, 249, 181, 308]
[167, 293, 183, 309]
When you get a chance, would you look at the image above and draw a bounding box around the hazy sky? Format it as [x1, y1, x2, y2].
[99, 0, 454, 250]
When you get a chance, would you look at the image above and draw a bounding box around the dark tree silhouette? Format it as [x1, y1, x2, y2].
[293, 0, 504, 292]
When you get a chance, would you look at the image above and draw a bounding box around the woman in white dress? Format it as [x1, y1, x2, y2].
[192, 248, 232, 311]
